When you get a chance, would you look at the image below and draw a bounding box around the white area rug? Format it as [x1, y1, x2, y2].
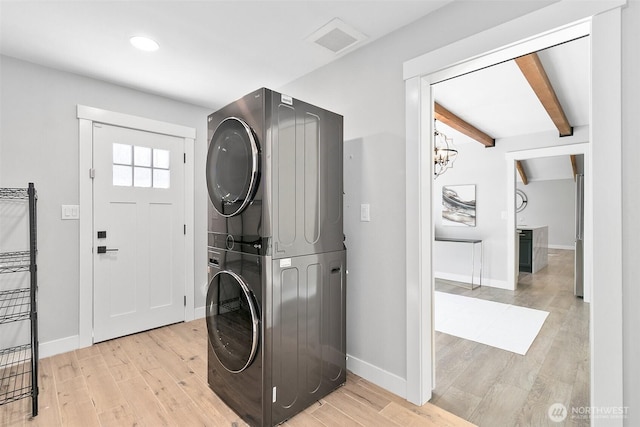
[435, 291, 549, 355]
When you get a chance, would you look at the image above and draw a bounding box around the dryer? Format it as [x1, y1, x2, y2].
[206, 88, 344, 258]
[206, 247, 347, 426]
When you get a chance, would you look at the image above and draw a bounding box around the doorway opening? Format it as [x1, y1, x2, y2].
[403, 3, 623, 418]
[427, 32, 590, 420]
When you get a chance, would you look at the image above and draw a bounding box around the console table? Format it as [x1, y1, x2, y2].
[435, 237, 482, 289]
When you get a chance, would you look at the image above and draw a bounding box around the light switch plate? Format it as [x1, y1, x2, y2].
[61, 204, 80, 220]
[360, 204, 370, 222]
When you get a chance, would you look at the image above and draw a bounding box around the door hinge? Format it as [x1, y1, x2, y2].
[184, 153, 186, 163]
[184, 295, 187, 306]
[89, 168, 95, 179]
[184, 224, 186, 235]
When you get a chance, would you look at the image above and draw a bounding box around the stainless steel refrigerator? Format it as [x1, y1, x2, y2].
[575, 173, 584, 297]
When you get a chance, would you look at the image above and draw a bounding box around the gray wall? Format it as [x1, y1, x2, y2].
[517, 179, 576, 249]
[0, 56, 211, 345]
[622, 0, 640, 423]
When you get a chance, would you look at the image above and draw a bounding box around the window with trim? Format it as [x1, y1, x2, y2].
[112, 143, 170, 188]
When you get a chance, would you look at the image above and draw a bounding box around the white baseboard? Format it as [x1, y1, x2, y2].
[435, 272, 509, 290]
[482, 278, 511, 290]
[346, 354, 406, 399]
[194, 306, 206, 319]
[40, 308, 207, 359]
[548, 244, 575, 250]
[434, 271, 473, 285]
[39, 335, 79, 358]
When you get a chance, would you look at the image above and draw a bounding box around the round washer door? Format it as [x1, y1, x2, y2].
[206, 270, 260, 373]
[206, 117, 260, 217]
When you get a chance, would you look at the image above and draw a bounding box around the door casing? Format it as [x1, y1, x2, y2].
[77, 105, 196, 348]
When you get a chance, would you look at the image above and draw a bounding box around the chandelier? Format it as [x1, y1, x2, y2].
[434, 123, 458, 178]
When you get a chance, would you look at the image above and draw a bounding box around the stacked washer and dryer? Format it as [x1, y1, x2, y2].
[205, 88, 347, 426]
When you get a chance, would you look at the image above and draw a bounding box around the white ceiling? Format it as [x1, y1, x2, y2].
[523, 154, 583, 182]
[0, 0, 450, 110]
[433, 36, 590, 182]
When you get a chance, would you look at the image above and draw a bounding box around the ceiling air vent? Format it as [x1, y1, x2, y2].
[307, 18, 366, 54]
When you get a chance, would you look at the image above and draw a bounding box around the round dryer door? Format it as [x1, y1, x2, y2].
[206, 270, 260, 373]
[206, 117, 260, 217]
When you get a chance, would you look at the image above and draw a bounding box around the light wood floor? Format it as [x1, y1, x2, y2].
[432, 249, 590, 426]
[1, 318, 474, 426]
[2, 249, 584, 427]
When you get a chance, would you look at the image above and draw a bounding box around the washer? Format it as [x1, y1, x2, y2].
[206, 249, 265, 425]
[206, 88, 344, 258]
[206, 246, 347, 426]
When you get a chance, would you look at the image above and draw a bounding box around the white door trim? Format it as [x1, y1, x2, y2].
[403, 1, 624, 422]
[77, 105, 196, 348]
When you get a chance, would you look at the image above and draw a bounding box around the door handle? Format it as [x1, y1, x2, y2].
[97, 246, 119, 254]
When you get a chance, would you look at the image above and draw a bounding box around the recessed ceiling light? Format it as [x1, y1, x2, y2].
[129, 36, 159, 52]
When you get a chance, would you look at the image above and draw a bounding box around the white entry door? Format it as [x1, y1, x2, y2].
[93, 123, 185, 343]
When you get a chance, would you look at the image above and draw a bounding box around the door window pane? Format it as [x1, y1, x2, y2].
[153, 149, 170, 169]
[153, 169, 170, 189]
[113, 165, 132, 186]
[113, 143, 132, 165]
[134, 167, 152, 187]
[134, 146, 152, 167]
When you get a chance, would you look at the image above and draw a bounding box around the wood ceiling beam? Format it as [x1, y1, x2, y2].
[514, 52, 573, 137]
[570, 154, 578, 181]
[434, 102, 495, 147]
[516, 160, 529, 185]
